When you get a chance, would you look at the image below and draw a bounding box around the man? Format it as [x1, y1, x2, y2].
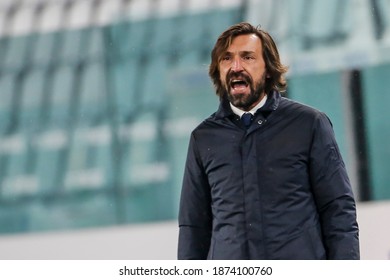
[178, 22, 359, 259]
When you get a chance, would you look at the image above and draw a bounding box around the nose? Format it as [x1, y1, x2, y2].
[231, 57, 243, 72]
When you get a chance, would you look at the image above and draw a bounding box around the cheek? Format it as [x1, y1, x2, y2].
[253, 69, 266, 82]
[219, 70, 227, 85]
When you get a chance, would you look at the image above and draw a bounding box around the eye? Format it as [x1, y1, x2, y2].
[222, 55, 231, 61]
[244, 55, 254, 60]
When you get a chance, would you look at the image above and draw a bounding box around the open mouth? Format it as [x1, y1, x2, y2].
[230, 79, 249, 91]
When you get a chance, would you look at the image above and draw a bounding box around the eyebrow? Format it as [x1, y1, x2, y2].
[223, 50, 256, 56]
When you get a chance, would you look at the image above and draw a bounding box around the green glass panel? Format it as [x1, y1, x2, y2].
[361, 64, 390, 200]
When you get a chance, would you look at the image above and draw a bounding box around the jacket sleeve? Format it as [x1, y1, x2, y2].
[178, 133, 212, 260]
[309, 112, 360, 259]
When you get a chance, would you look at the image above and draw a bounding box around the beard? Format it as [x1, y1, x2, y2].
[223, 72, 266, 111]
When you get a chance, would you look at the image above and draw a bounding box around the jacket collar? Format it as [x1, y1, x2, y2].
[215, 90, 281, 120]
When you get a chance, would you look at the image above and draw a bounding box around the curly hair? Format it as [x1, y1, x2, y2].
[209, 22, 288, 99]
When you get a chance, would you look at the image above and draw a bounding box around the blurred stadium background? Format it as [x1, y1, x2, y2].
[0, 0, 389, 259]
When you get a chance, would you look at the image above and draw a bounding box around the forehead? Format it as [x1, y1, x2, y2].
[226, 34, 262, 53]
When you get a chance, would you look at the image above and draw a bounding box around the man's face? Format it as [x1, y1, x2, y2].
[219, 34, 267, 111]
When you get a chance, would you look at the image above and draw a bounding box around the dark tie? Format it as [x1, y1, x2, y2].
[241, 112, 253, 128]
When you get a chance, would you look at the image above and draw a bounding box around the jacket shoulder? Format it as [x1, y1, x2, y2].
[190, 112, 219, 134]
[279, 97, 328, 120]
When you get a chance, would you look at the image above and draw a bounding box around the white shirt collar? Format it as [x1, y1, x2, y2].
[230, 94, 268, 117]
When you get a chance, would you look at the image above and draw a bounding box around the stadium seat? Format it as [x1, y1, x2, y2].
[0, 73, 15, 134]
[64, 124, 113, 191]
[77, 61, 108, 123]
[2, 35, 32, 71]
[18, 68, 46, 130]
